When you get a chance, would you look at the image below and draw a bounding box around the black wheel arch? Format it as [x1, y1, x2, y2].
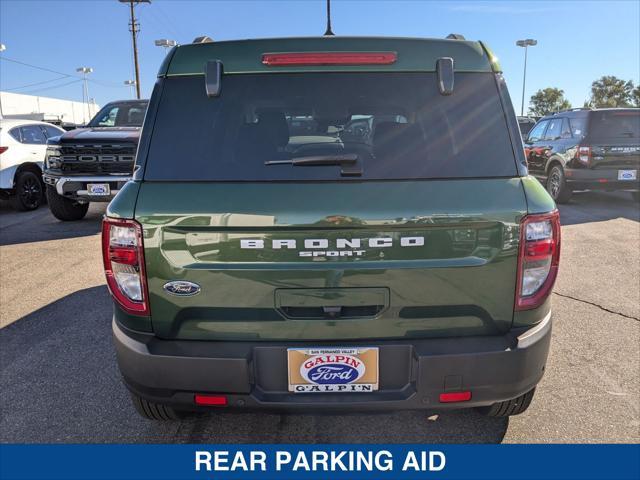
[14, 162, 44, 186]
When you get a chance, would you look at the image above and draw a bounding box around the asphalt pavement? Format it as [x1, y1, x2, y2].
[0, 191, 638, 443]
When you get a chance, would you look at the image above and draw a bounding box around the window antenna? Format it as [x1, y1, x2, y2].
[324, 0, 335, 36]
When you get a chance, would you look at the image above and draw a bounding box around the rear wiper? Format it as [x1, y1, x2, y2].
[265, 154, 362, 176]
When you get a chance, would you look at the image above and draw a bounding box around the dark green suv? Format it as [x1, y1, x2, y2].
[103, 36, 560, 420]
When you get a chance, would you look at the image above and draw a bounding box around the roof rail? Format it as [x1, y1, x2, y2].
[193, 36, 214, 44]
[446, 33, 466, 40]
[553, 107, 592, 115]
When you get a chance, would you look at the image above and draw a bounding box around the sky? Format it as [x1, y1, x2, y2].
[1, 0, 639, 114]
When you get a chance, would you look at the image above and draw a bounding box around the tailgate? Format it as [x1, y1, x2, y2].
[590, 144, 640, 170]
[587, 110, 640, 169]
[136, 179, 527, 341]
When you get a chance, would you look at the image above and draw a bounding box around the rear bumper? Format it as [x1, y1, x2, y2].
[113, 313, 552, 412]
[42, 174, 130, 201]
[565, 167, 639, 191]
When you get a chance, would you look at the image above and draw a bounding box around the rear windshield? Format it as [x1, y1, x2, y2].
[588, 110, 640, 142]
[89, 102, 148, 127]
[143, 72, 518, 181]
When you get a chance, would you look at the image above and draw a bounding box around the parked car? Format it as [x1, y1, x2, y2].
[0, 119, 65, 210]
[524, 108, 640, 202]
[517, 116, 537, 137]
[104, 35, 559, 420]
[42, 99, 148, 221]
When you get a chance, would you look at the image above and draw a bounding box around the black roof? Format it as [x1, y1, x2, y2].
[102, 99, 149, 107]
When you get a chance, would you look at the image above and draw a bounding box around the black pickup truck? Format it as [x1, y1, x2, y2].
[43, 99, 148, 221]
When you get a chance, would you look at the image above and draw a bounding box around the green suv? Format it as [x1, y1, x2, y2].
[103, 36, 560, 420]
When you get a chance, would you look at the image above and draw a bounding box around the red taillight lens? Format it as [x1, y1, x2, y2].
[261, 51, 397, 66]
[515, 211, 561, 311]
[439, 391, 472, 403]
[0, 146, 8, 154]
[194, 394, 228, 406]
[576, 145, 591, 166]
[101, 217, 149, 315]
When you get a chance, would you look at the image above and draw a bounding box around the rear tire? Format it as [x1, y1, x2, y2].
[546, 165, 572, 203]
[46, 185, 89, 221]
[130, 393, 184, 421]
[476, 388, 536, 417]
[10, 170, 44, 211]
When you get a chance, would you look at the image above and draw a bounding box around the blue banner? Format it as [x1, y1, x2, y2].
[1, 444, 638, 480]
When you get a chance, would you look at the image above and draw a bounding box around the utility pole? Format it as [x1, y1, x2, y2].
[0, 44, 6, 118]
[119, 0, 150, 99]
[76, 67, 93, 124]
[516, 39, 537, 116]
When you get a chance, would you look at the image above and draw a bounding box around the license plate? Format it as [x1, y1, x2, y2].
[287, 347, 379, 393]
[87, 183, 110, 196]
[618, 170, 637, 181]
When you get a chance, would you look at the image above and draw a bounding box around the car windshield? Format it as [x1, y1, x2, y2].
[589, 110, 640, 141]
[144, 72, 518, 181]
[88, 102, 148, 127]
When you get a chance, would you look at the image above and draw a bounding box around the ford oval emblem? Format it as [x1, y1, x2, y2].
[300, 354, 366, 385]
[163, 281, 201, 297]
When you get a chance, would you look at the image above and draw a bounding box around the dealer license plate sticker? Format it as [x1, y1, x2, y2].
[617, 170, 637, 181]
[287, 347, 379, 393]
[87, 183, 110, 196]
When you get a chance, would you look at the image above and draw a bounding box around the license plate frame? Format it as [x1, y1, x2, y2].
[617, 170, 637, 181]
[287, 347, 379, 393]
[87, 183, 111, 196]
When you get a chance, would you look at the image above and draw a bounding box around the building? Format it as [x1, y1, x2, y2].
[0, 91, 99, 126]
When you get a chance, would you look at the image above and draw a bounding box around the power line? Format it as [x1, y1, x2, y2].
[0, 56, 77, 78]
[21, 79, 82, 96]
[0, 56, 124, 89]
[146, 4, 182, 41]
[4, 75, 71, 91]
[155, 2, 187, 40]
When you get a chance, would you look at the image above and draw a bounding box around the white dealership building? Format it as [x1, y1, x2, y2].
[0, 91, 99, 126]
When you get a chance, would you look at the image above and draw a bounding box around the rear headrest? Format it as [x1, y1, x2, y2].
[257, 111, 289, 147]
[128, 110, 144, 125]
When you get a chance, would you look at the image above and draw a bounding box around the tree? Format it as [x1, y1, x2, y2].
[589, 76, 634, 107]
[632, 85, 640, 108]
[529, 88, 571, 116]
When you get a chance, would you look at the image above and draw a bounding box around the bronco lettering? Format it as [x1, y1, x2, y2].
[240, 236, 424, 250]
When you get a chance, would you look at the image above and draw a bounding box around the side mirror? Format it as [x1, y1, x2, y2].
[436, 57, 454, 95]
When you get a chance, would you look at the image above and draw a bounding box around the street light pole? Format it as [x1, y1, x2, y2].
[76, 67, 93, 124]
[154, 38, 177, 55]
[124, 80, 136, 98]
[516, 39, 537, 116]
[119, 0, 151, 100]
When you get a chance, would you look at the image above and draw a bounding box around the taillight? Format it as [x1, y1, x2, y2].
[0, 146, 8, 154]
[101, 217, 149, 315]
[576, 145, 591, 166]
[261, 52, 397, 66]
[515, 211, 561, 311]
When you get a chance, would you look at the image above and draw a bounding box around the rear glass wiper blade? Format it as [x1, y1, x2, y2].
[265, 154, 358, 166]
[265, 154, 362, 177]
